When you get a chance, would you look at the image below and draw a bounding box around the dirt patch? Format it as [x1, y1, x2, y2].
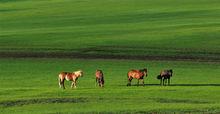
[0, 97, 87, 108]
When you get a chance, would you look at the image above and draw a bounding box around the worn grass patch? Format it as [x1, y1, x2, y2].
[0, 98, 87, 108]
[150, 98, 210, 104]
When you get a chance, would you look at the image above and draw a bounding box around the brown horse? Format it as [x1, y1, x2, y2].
[157, 69, 173, 86]
[95, 69, 104, 87]
[58, 70, 83, 89]
[127, 68, 148, 86]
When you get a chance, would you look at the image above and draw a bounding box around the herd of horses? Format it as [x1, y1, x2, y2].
[58, 68, 173, 89]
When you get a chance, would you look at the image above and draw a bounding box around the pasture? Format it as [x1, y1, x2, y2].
[1, 0, 220, 60]
[0, 59, 220, 113]
[1, 0, 220, 113]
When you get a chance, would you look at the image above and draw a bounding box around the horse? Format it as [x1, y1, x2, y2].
[157, 69, 173, 86]
[95, 69, 104, 87]
[58, 70, 83, 89]
[127, 68, 148, 86]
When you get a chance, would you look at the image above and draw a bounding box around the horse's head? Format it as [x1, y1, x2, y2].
[157, 75, 162, 79]
[169, 69, 173, 77]
[141, 68, 148, 77]
[74, 70, 83, 77]
[96, 69, 102, 73]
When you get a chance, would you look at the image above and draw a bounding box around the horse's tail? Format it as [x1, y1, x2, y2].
[127, 71, 131, 78]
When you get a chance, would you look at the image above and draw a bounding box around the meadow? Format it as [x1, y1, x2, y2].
[0, 0, 220, 113]
[0, 58, 220, 113]
[1, 0, 220, 60]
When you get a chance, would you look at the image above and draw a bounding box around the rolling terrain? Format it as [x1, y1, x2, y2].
[0, 0, 220, 113]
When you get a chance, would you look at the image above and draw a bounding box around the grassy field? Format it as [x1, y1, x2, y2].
[1, 0, 220, 113]
[1, 0, 220, 60]
[0, 58, 220, 113]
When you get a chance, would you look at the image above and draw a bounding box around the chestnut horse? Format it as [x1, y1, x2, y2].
[58, 70, 83, 89]
[95, 69, 104, 87]
[127, 68, 148, 86]
[157, 69, 173, 86]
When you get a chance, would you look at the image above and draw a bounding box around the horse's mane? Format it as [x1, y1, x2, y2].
[139, 68, 147, 73]
[73, 70, 83, 76]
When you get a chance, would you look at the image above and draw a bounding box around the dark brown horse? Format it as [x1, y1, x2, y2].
[127, 68, 148, 86]
[157, 69, 173, 86]
[95, 69, 104, 87]
[58, 70, 83, 89]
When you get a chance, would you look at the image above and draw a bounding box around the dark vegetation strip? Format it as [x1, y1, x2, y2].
[150, 98, 210, 104]
[0, 0, 27, 3]
[0, 98, 87, 108]
[48, 109, 219, 114]
[0, 51, 220, 62]
[0, 97, 128, 108]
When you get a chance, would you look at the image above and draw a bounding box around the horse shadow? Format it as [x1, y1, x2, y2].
[169, 84, 220, 86]
[123, 83, 220, 87]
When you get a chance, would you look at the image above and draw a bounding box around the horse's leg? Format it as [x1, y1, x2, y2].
[62, 80, 65, 89]
[98, 79, 101, 87]
[71, 81, 74, 88]
[58, 78, 62, 88]
[101, 78, 104, 87]
[127, 77, 132, 86]
[74, 80, 77, 88]
[166, 79, 168, 86]
[168, 78, 170, 86]
[101, 81, 104, 87]
[165, 79, 167, 86]
[95, 78, 98, 87]
[163, 78, 165, 86]
[160, 79, 162, 85]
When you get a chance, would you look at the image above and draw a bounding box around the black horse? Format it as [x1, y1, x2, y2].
[157, 69, 173, 86]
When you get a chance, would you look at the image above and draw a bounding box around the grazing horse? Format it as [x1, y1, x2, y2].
[58, 70, 83, 89]
[127, 68, 148, 86]
[157, 69, 173, 86]
[95, 69, 104, 87]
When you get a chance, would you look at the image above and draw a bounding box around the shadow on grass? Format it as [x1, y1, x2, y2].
[0, 98, 87, 108]
[170, 84, 220, 86]
[123, 83, 220, 87]
[150, 98, 210, 104]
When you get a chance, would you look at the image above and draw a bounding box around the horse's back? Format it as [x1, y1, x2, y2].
[128, 70, 141, 78]
[160, 70, 172, 77]
[59, 72, 67, 78]
[59, 72, 73, 80]
[96, 70, 103, 78]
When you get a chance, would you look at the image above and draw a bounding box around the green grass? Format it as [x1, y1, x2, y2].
[1, 0, 220, 113]
[0, 58, 220, 113]
[1, 0, 220, 59]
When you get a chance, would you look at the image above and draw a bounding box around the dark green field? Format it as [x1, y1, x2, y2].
[0, 0, 220, 113]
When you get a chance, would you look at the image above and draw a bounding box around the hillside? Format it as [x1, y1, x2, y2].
[1, 0, 220, 61]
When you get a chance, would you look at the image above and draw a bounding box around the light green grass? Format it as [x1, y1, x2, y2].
[0, 58, 220, 113]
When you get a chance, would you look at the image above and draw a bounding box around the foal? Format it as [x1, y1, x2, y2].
[58, 70, 83, 89]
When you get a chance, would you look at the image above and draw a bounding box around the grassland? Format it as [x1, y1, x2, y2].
[0, 58, 220, 113]
[1, 0, 220, 113]
[1, 0, 220, 60]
